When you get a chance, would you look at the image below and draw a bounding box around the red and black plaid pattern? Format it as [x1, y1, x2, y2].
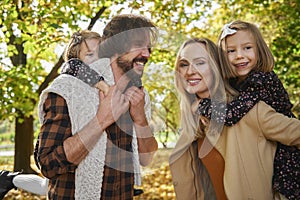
[36, 93, 136, 199]
[36, 93, 77, 199]
[101, 111, 134, 199]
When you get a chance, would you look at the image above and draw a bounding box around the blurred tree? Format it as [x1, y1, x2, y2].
[0, 0, 299, 172]
[0, 0, 111, 172]
[142, 1, 215, 145]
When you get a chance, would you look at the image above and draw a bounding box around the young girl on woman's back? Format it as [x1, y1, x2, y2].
[198, 20, 299, 199]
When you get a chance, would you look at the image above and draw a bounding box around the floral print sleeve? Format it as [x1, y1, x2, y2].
[197, 84, 267, 126]
[252, 71, 294, 118]
[198, 71, 299, 200]
[197, 71, 288, 126]
[60, 58, 104, 87]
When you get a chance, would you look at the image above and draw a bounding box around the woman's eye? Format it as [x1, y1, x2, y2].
[195, 61, 204, 66]
[179, 63, 188, 68]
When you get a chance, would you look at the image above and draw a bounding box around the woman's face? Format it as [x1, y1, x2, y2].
[177, 42, 213, 98]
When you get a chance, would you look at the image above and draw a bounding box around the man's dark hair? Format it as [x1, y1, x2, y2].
[99, 14, 157, 58]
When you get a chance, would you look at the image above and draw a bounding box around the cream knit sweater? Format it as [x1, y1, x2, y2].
[38, 58, 150, 199]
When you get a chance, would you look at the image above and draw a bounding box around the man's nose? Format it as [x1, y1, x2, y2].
[141, 46, 150, 58]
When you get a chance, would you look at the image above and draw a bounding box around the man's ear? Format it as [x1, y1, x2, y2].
[110, 54, 119, 63]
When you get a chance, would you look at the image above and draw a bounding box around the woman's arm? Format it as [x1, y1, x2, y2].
[257, 102, 300, 148]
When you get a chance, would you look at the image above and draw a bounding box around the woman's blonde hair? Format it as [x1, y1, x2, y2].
[175, 38, 237, 138]
[218, 20, 275, 79]
[63, 30, 101, 61]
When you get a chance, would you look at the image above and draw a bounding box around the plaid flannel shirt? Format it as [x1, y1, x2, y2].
[36, 92, 134, 199]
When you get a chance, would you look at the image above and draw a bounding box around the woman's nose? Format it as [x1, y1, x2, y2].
[187, 64, 196, 74]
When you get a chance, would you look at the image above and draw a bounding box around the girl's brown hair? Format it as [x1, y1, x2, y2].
[63, 30, 101, 61]
[218, 20, 275, 79]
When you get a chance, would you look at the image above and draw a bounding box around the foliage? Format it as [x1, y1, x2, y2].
[0, 156, 14, 168]
[0, 0, 299, 173]
[209, 0, 300, 117]
[0, 132, 15, 143]
[268, 1, 300, 117]
[0, 0, 110, 120]
[0, 120, 14, 134]
[0, 0, 117, 171]
[140, 164, 174, 199]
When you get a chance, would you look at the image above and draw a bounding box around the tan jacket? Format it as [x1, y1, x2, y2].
[170, 101, 300, 200]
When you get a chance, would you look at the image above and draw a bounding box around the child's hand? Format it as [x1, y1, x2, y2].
[95, 81, 110, 96]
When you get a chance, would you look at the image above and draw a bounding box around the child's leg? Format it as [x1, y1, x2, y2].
[12, 174, 48, 196]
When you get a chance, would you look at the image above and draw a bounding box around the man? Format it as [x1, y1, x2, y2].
[35, 14, 158, 199]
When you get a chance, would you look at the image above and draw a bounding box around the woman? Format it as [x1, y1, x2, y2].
[169, 38, 300, 200]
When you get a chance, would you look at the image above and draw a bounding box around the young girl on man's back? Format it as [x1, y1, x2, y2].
[0, 30, 111, 198]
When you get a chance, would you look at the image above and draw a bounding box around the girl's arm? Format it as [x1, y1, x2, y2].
[198, 87, 266, 126]
[261, 71, 295, 118]
[197, 71, 269, 126]
[61, 58, 110, 95]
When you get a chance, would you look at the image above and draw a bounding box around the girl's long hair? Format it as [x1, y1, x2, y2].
[218, 20, 275, 79]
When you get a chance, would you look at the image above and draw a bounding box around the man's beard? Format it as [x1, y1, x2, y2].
[116, 56, 144, 88]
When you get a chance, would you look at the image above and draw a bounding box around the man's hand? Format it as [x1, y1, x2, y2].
[64, 85, 130, 164]
[124, 86, 147, 125]
[125, 86, 158, 166]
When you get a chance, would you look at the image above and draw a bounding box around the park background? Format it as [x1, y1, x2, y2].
[0, 0, 299, 199]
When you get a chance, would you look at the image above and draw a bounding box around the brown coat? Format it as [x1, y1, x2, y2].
[170, 101, 300, 200]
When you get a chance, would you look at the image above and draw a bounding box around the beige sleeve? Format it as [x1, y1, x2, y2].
[256, 101, 300, 148]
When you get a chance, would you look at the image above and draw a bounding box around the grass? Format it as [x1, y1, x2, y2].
[0, 132, 15, 144]
[0, 156, 14, 167]
[0, 131, 15, 170]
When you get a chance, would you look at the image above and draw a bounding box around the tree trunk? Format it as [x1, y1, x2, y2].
[11, 5, 107, 173]
[14, 114, 36, 173]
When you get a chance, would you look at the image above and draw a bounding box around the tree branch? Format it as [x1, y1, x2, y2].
[37, 6, 107, 95]
[87, 6, 107, 31]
